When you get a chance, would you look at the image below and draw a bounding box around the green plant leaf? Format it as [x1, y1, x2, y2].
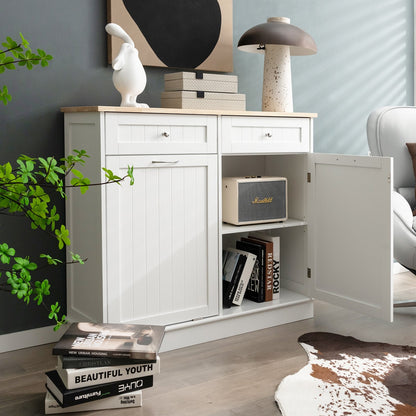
[70, 252, 85, 265]
[127, 165, 134, 185]
[53, 314, 67, 331]
[46, 205, 60, 231]
[19, 33, 30, 49]
[55, 224, 70, 249]
[102, 167, 122, 183]
[0, 243, 15, 264]
[70, 170, 91, 194]
[40, 254, 62, 266]
[48, 301, 61, 320]
[16, 159, 36, 183]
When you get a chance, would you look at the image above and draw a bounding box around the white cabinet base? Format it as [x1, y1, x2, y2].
[161, 290, 313, 352]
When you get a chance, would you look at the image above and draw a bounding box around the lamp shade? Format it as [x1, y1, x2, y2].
[238, 17, 317, 112]
[238, 17, 317, 56]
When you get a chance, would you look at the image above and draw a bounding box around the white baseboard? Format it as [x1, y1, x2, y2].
[0, 325, 62, 353]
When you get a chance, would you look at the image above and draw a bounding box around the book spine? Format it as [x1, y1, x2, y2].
[44, 391, 142, 414]
[223, 253, 246, 308]
[232, 270, 248, 306]
[59, 376, 152, 407]
[232, 253, 256, 306]
[57, 357, 160, 389]
[246, 236, 273, 302]
[272, 237, 280, 300]
[242, 238, 265, 302]
[52, 348, 156, 361]
[250, 233, 281, 300]
[59, 356, 156, 369]
[237, 239, 263, 303]
[264, 244, 273, 302]
[259, 250, 265, 302]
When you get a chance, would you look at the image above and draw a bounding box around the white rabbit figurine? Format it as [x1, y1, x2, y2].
[105, 23, 149, 108]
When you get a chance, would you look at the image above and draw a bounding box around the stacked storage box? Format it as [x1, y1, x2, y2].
[161, 71, 246, 111]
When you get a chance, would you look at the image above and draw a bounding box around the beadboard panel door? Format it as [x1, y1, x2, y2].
[105, 155, 219, 325]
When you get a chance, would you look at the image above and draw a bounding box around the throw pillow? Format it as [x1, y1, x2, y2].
[405, 142, 416, 216]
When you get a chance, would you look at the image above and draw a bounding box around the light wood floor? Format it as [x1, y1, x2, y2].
[2, 271, 416, 416]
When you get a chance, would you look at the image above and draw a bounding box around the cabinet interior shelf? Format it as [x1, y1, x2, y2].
[221, 218, 307, 235]
[220, 288, 310, 318]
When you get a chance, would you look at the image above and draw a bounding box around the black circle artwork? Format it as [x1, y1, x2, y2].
[122, 0, 222, 69]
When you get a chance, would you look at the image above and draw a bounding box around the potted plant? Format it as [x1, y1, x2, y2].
[0, 33, 133, 330]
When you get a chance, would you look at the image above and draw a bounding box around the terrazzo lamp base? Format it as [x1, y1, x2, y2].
[262, 43, 293, 112]
[261, 17, 293, 112]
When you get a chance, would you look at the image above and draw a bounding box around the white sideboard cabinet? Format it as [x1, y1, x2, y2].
[62, 106, 393, 352]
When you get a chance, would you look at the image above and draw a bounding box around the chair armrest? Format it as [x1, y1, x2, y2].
[392, 191, 416, 269]
[393, 191, 414, 232]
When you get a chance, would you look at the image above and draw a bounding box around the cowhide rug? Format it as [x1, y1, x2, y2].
[275, 332, 416, 416]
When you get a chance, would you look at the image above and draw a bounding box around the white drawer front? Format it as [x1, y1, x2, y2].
[105, 113, 217, 155]
[221, 116, 311, 154]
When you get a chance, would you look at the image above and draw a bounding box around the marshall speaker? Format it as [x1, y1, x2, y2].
[222, 176, 287, 225]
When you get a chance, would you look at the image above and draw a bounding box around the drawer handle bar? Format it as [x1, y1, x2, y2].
[152, 160, 179, 164]
[162, 132, 170, 137]
[265, 132, 273, 138]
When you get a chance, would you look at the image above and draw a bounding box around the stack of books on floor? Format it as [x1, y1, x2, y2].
[161, 71, 246, 111]
[44, 322, 165, 414]
[223, 232, 280, 308]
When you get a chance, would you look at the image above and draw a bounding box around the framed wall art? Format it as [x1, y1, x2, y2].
[107, 0, 233, 72]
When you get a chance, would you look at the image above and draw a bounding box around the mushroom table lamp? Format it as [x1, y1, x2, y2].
[238, 17, 317, 112]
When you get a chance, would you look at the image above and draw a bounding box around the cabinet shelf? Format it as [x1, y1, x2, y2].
[220, 288, 310, 318]
[221, 218, 307, 235]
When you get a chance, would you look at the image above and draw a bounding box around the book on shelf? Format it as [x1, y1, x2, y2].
[237, 238, 265, 302]
[52, 322, 165, 360]
[59, 354, 156, 369]
[44, 390, 142, 414]
[225, 248, 257, 306]
[244, 236, 273, 302]
[45, 369, 153, 408]
[250, 232, 280, 300]
[56, 355, 160, 389]
[222, 249, 247, 308]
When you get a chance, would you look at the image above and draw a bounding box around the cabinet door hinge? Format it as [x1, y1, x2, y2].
[307, 268, 312, 278]
[307, 172, 311, 183]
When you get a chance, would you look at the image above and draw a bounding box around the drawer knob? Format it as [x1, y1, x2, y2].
[265, 132, 273, 138]
[162, 132, 170, 138]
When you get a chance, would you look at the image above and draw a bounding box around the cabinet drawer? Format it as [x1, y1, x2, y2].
[105, 113, 217, 155]
[221, 116, 311, 154]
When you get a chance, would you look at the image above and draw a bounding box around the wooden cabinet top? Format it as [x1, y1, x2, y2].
[60, 106, 317, 119]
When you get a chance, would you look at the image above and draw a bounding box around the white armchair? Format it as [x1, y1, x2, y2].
[367, 106, 416, 307]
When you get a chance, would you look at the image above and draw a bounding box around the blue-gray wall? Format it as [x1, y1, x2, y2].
[0, 0, 413, 334]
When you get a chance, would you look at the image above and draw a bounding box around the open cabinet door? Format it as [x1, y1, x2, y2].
[308, 153, 393, 321]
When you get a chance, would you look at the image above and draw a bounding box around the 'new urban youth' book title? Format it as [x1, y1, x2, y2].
[52, 322, 165, 361]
